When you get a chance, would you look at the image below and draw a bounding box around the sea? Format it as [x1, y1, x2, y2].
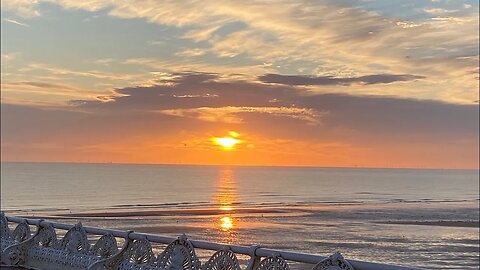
[1, 162, 479, 269]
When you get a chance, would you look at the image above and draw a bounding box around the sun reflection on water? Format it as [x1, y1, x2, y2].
[220, 216, 234, 231]
[219, 205, 234, 211]
[214, 168, 238, 240]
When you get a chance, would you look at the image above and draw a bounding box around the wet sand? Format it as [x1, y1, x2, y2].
[377, 220, 479, 228]
[55, 207, 285, 217]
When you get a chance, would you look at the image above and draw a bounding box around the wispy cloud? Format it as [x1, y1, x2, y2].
[1, 52, 21, 61]
[1, 0, 41, 18]
[157, 106, 324, 125]
[2, 0, 477, 103]
[259, 74, 425, 86]
[175, 48, 207, 57]
[1, 81, 103, 104]
[3, 18, 30, 27]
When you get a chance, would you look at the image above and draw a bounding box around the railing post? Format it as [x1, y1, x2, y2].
[246, 245, 260, 270]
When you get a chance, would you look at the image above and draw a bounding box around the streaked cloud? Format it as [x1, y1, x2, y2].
[259, 74, 425, 86]
[175, 48, 208, 57]
[158, 106, 323, 124]
[3, 18, 30, 27]
[2, 0, 478, 103]
[1, 81, 104, 106]
[20, 63, 139, 81]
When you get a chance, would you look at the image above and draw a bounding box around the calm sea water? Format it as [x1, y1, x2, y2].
[1, 162, 479, 269]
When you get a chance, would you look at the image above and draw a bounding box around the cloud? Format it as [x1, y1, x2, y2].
[424, 8, 458, 15]
[175, 48, 207, 57]
[118, 57, 271, 77]
[1, 81, 103, 105]
[1, 71, 478, 168]
[3, 71, 477, 140]
[1, 0, 40, 18]
[1, 52, 20, 62]
[2, 0, 477, 103]
[3, 18, 30, 27]
[157, 106, 323, 124]
[71, 72, 300, 112]
[9, 81, 77, 89]
[258, 73, 425, 86]
[4, 1, 477, 73]
[69, 72, 477, 138]
[20, 63, 140, 81]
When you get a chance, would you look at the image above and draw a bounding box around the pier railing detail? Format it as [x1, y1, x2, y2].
[0, 213, 426, 270]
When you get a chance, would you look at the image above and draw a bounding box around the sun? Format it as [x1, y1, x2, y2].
[212, 131, 242, 150]
[214, 137, 240, 148]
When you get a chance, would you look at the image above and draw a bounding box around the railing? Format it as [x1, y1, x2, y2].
[1, 213, 427, 270]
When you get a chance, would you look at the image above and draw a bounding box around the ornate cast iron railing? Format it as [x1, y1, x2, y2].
[0, 213, 426, 270]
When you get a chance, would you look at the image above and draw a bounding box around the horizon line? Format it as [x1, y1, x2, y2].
[1, 160, 478, 171]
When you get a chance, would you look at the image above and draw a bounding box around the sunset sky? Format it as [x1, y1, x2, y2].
[1, 0, 479, 169]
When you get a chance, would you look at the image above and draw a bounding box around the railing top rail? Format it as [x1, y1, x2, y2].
[5, 215, 427, 270]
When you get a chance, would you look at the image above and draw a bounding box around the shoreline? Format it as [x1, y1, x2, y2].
[10, 208, 479, 228]
[376, 220, 479, 228]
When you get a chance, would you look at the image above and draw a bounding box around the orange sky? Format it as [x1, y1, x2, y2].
[2, 103, 478, 169]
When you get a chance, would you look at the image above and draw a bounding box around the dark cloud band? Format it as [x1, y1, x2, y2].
[258, 73, 425, 86]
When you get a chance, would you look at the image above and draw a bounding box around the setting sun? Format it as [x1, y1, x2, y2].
[214, 137, 240, 148]
[213, 132, 242, 150]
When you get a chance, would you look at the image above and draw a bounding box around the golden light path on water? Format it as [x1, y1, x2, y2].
[220, 216, 233, 231]
[214, 168, 238, 242]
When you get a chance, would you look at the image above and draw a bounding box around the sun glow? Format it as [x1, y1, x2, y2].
[212, 131, 242, 150]
[214, 137, 240, 148]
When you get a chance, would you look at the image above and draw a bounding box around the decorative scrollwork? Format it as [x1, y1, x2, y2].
[156, 234, 201, 270]
[91, 234, 119, 259]
[34, 223, 58, 248]
[88, 231, 135, 270]
[255, 255, 290, 270]
[0, 212, 12, 240]
[58, 223, 90, 254]
[12, 222, 31, 243]
[1, 213, 14, 256]
[5, 244, 28, 266]
[311, 252, 354, 270]
[124, 238, 155, 265]
[203, 248, 240, 270]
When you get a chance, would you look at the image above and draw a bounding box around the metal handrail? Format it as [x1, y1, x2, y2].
[5, 215, 427, 270]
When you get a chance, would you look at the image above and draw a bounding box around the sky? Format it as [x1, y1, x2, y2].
[1, 0, 479, 169]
